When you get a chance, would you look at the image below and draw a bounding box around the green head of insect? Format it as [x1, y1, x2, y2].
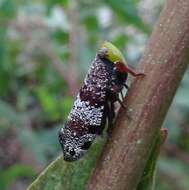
[98, 41, 128, 66]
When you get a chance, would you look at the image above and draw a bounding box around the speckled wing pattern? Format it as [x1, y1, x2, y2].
[59, 42, 143, 161]
[66, 55, 110, 137]
[58, 52, 129, 161]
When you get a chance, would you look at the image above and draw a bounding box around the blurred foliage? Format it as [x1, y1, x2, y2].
[0, 0, 188, 190]
[0, 164, 36, 190]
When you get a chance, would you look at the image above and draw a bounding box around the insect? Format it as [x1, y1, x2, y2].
[59, 41, 144, 161]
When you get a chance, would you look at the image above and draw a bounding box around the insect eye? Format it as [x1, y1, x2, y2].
[69, 149, 75, 156]
[81, 141, 92, 150]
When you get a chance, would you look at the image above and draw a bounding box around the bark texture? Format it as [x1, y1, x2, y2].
[87, 0, 189, 189]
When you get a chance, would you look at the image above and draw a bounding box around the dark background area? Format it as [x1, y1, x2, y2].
[0, 0, 188, 189]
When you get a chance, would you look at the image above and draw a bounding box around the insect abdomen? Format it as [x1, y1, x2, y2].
[68, 55, 110, 133]
[59, 41, 143, 161]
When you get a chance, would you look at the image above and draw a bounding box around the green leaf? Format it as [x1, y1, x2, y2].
[35, 87, 61, 120]
[0, 0, 16, 18]
[61, 96, 73, 120]
[46, 0, 69, 12]
[27, 138, 106, 190]
[137, 129, 167, 190]
[106, 0, 150, 33]
[0, 164, 36, 190]
[17, 126, 60, 165]
[112, 33, 129, 49]
[0, 99, 23, 129]
[51, 30, 69, 44]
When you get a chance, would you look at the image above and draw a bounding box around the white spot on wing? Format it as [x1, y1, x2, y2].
[68, 95, 104, 126]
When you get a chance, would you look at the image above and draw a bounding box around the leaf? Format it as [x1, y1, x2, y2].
[0, 99, 23, 128]
[27, 138, 106, 190]
[105, 0, 150, 33]
[35, 87, 62, 120]
[61, 96, 73, 120]
[0, 164, 36, 190]
[0, 0, 16, 18]
[112, 33, 129, 49]
[137, 129, 167, 190]
[17, 126, 60, 165]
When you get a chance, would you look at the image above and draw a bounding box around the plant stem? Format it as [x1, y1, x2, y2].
[87, 0, 189, 189]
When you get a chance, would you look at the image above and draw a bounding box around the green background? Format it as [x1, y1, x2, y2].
[0, 0, 188, 189]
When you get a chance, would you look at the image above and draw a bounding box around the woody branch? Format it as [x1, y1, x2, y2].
[87, 0, 189, 189]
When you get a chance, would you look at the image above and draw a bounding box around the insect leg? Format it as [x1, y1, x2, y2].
[117, 97, 126, 109]
[107, 89, 126, 109]
[126, 66, 145, 77]
[107, 102, 115, 134]
[123, 83, 129, 89]
[114, 61, 145, 77]
[120, 90, 124, 101]
[123, 83, 129, 97]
